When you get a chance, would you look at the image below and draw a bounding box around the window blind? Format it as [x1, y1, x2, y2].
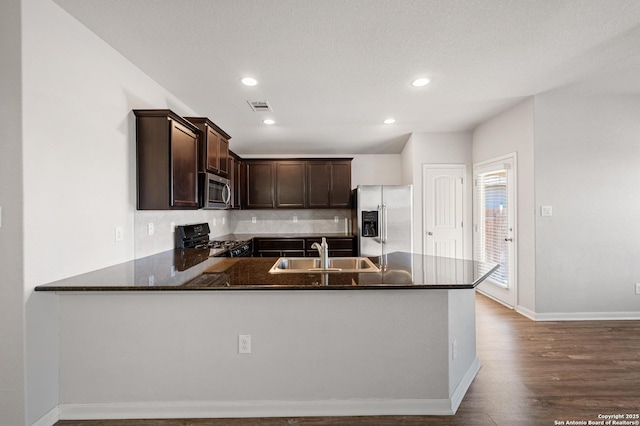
[475, 171, 508, 286]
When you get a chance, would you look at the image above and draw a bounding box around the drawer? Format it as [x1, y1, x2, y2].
[305, 237, 355, 250]
[306, 249, 354, 257]
[255, 238, 305, 251]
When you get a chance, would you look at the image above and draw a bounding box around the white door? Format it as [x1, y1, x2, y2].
[473, 154, 517, 308]
[423, 165, 465, 258]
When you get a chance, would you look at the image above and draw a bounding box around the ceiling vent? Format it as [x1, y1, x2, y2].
[247, 100, 272, 112]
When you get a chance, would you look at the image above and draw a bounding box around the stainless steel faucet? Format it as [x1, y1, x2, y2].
[311, 237, 329, 269]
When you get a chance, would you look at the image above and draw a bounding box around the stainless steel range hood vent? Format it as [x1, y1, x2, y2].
[247, 100, 272, 112]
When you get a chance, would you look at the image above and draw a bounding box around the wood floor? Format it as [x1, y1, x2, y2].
[55, 294, 640, 426]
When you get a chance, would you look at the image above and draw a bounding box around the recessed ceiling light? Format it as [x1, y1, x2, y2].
[240, 77, 258, 86]
[411, 77, 430, 87]
[263, 119, 275, 125]
[383, 118, 396, 124]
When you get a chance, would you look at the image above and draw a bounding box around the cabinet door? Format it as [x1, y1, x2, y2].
[229, 155, 241, 209]
[245, 161, 275, 208]
[306, 162, 331, 207]
[170, 120, 199, 208]
[205, 126, 220, 173]
[276, 161, 306, 208]
[330, 161, 352, 208]
[218, 137, 229, 176]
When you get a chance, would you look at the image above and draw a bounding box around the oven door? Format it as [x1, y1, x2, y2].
[201, 173, 231, 209]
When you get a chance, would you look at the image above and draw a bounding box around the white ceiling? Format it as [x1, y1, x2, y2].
[54, 0, 640, 155]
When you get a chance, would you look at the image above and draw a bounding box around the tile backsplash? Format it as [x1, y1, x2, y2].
[229, 209, 352, 235]
[134, 209, 353, 258]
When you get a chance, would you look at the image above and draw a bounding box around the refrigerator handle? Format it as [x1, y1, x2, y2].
[383, 204, 388, 244]
[378, 204, 384, 243]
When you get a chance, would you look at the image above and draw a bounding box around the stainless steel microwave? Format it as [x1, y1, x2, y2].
[200, 173, 231, 209]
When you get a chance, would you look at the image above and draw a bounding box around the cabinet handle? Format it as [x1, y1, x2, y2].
[223, 184, 231, 204]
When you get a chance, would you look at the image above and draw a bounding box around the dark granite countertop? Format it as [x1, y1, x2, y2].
[35, 249, 498, 292]
[216, 233, 357, 240]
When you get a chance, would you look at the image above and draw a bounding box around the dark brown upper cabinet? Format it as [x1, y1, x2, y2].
[184, 117, 230, 177]
[307, 160, 352, 208]
[229, 151, 242, 209]
[328, 160, 352, 208]
[244, 160, 276, 208]
[275, 161, 306, 208]
[242, 158, 352, 209]
[134, 109, 199, 210]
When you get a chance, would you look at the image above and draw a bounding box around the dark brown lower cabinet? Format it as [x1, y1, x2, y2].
[254, 237, 356, 257]
[254, 238, 305, 257]
[305, 237, 356, 257]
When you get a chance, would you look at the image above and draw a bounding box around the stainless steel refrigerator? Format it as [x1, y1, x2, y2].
[355, 185, 413, 257]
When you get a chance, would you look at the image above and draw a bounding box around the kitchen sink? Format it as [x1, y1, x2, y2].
[268, 257, 380, 274]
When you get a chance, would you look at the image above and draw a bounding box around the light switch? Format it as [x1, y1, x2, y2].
[541, 206, 553, 217]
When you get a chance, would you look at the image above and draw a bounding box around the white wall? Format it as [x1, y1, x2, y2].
[20, 0, 201, 423]
[534, 94, 640, 317]
[472, 98, 536, 314]
[22, 0, 199, 284]
[351, 154, 402, 186]
[0, 0, 27, 424]
[401, 133, 473, 256]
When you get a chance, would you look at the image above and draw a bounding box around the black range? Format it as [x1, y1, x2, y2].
[175, 223, 252, 257]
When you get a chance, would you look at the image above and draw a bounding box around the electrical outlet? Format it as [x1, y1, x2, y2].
[170, 222, 175, 233]
[452, 339, 458, 360]
[238, 334, 251, 354]
[334, 216, 339, 223]
[147, 222, 155, 235]
[222, 217, 226, 225]
[114, 226, 124, 242]
[213, 218, 217, 226]
[293, 216, 298, 223]
[252, 217, 257, 224]
[636, 283, 640, 295]
[148, 275, 155, 286]
[541, 205, 553, 217]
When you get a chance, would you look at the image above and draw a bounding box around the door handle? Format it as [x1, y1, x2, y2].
[427, 232, 433, 236]
[504, 238, 513, 242]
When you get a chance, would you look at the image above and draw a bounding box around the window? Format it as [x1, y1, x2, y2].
[475, 170, 509, 286]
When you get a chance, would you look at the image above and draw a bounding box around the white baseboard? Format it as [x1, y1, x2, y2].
[32, 406, 58, 426]
[59, 398, 454, 419]
[516, 305, 536, 320]
[58, 386, 489, 420]
[533, 311, 640, 321]
[450, 357, 481, 413]
[479, 292, 640, 322]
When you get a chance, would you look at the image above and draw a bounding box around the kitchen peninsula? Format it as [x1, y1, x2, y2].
[36, 250, 498, 420]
